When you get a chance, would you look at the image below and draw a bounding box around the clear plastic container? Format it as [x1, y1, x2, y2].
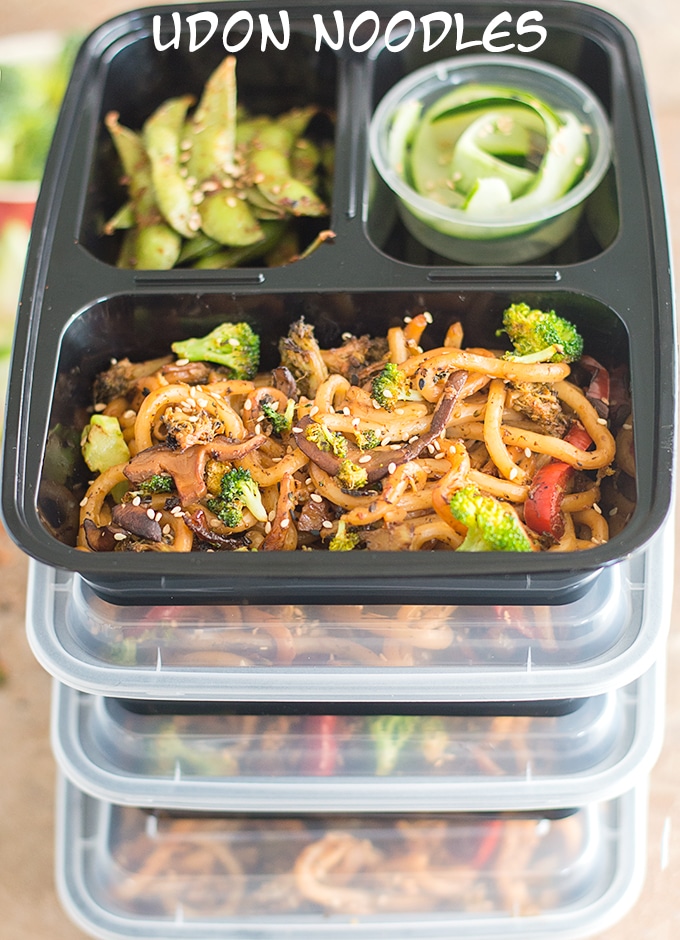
[25, 515, 673, 703]
[50, 650, 664, 812]
[369, 55, 612, 264]
[56, 774, 648, 940]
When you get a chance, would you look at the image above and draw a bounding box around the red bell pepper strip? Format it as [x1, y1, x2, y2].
[471, 818, 503, 868]
[524, 423, 593, 540]
[301, 714, 339, 776]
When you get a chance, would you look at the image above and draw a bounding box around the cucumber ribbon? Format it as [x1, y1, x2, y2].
[389, 83, 589, 224]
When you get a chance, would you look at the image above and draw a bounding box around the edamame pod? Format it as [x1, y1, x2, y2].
[143, 94, 200, 238]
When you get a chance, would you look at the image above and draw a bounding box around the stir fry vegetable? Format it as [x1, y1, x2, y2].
[103, 55, 334, 269]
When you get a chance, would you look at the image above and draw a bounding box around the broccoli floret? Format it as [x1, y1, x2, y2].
[207, 465, 268, 527]
[354, 428, 381, 450]
[260, 398, 295, 435]
[80, 414, 131, 474]
[499, 303, 583, 363]
[335, 459, 368, 491]
[138, 474, 175, 495]
[171, 322, 260, 379]
[328, 520, 361, 552]
[371, 361, 421, 411]
[369, 715, 419, 775]
[305, 421, 348, 458]
[449, 485, 534, 552]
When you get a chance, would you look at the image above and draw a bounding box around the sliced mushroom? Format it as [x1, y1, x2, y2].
[82, 518, 128, 552]
[270, 365, 298, 399]
[124, 434, 267, 505]
[111, 502, 163, 542]
[184, 507, 252, 549]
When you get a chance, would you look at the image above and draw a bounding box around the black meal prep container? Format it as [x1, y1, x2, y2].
[1, 0, 675, 608]
[3, 7, 673, 939]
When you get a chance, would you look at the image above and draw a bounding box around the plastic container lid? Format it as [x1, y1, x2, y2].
[50, 648, 665, 812]
[25, 514, 673, 703]
[55, 773, 649, 940]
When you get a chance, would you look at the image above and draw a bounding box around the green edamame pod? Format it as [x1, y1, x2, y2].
[199, 190, 264, 246]
[130, 222, 182, 270]
[143, 94, 200, 238]
[290, 137, 322, 185]
[185, 54, 237, 185]
[250, 148, 327, 217]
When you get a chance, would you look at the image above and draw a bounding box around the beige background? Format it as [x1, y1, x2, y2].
[0, 1, 679, 938]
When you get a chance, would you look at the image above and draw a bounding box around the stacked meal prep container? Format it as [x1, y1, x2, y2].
[1, 2, 676, 938]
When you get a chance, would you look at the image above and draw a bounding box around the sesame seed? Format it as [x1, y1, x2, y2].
[132, 496, 141, 506]
[268, 509, 277, 521]
[524, 447, 532, 458]
[597, 418, 608, 426]
[147, 508, 156, 520]
[434, 452, 446, 460]
[94, 402, 106, 412]
[264, 521, 272, 534]
[292, 426, 303, 434]
[358, 454, 371, 464]
[228, 337, 240, 347]
[381, 436, 391, 446]
[423, 311, 433, 324]
[155, 512, 162, 522]
[243, 399, 253, 411]
[609, 506, 619, 516]
[321, 520, 333, 529]
[372, 400, 381, 410]
[390, 443, 401, 450]
[255, 424, 262, 435]
[342, 407, 351, 416]
[382, 389, 393, 399]
[310, 493, 324, 503]
[341, 332, 352, 340]
[174, 358, 189, 366]
[309, 406, 319, 418]
[408, 435, 419, 444]
[113, 532, 127, 541]
[162, 524, 171, 535]
[197, 398, 209, 408]
[427, 444, 435, 454]
[388, 462, 397, 475]
[280, 517, 290, 529]
[622, 423, 632, 431]
[352, 417, 360, 428]
[509, 467, 519, 480]
[403, 316, 412, 323]
[79, 497, 88, 507]
[305, 478, 312, 486]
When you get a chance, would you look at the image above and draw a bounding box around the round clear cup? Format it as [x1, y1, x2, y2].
[369, 54, 612, 264]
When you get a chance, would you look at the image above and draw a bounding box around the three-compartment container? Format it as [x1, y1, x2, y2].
[1, 2, 675, 938]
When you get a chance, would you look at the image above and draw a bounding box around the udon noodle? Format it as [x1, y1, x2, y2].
[70, 311, 631, 554]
